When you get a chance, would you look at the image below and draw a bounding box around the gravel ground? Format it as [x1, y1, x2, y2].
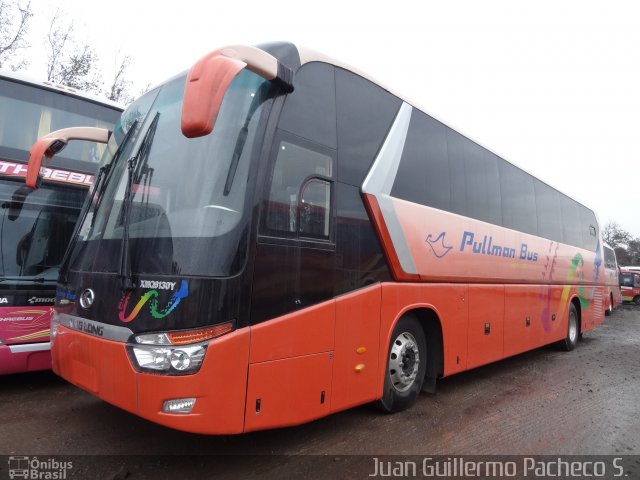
[1, 304, 638, 478]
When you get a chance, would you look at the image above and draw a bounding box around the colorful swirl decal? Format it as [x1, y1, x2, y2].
[118, 280, 189, 323]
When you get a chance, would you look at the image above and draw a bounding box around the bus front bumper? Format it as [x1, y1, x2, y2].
[0, 342, 51, 375]
[51, 324, 250, 434]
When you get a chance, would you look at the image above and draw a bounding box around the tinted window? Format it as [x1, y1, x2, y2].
[445, 128, 467, 216]
[263, 134, 334, 237]
[604, 246, 617, 269]
[392, 111, 450, 211]
[560, 195, 582, 248]
[534, 179, 563, 242]
[499, 160, 537, 236]
[299, 179, 331, 240]
[0, 179, 84, 283]
[464, 140, 502, 225]
[74, 71, 273, 277]
[580, 207, 598, 251]
[335, 68, 401, 186]
[278, 62, 337, 149]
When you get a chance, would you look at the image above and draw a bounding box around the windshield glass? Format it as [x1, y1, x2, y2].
[0, 179, 84, 285]
[71, 70, 273, 278]
[0, 78, 120, 164]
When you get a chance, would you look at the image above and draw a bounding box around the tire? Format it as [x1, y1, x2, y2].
[605, 293, 613, 316]
[377, 315, 427, 413]
[635, 296, 640, 306]
[561, 303, 579, 351]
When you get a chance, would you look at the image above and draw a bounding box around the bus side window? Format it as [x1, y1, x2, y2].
[299, 179, 331, 240]
[263, 135, 334, 238]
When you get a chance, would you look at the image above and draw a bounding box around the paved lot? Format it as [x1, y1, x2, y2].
[1, 304, 639, 478]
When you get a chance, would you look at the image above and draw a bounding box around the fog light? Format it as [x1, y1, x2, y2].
[162, 398, 196, 414]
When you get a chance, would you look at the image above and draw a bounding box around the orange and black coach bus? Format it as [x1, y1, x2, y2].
[29, 42, 607, 433]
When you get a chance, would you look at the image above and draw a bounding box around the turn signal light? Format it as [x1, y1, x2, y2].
[166, 322, 233, 345]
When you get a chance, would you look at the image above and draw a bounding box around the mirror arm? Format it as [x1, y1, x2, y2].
[25, 127, 111, 189]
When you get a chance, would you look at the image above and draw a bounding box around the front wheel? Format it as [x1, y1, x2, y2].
[635, 296, 640, 306]
[561, 303, 579, 351]
[377, 315, 427, 413]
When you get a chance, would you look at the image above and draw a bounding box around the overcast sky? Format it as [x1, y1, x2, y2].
[20, 0, 640, 237]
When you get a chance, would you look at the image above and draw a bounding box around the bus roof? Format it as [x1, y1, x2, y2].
[0, 68, 123, 111]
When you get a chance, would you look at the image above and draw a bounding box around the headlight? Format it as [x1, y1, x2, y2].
[129, 344, 207, 375]
[127, 323, 232, 376]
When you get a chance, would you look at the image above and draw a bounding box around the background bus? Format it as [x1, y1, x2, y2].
[603, 244, 622, 314]
[620, 268, 640, 305]
[0, 70, 121, 375]
[36, 43, 607, 433]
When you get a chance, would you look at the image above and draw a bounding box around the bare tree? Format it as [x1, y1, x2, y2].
[46, 9, 102, 94]
[0, 0, 32, 71]
[602, 221, 632, 249]
[105, 54, 133, 104]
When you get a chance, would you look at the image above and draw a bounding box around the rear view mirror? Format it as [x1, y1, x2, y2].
[26, 127, 111, 189]
[7, 184, 32, 221]
[15, 232, 32, 267]
[181, 45, 294, 139]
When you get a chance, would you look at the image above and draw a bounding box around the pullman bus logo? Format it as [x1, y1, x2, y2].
[118, 279, 189, 323]
[425, 232, 453, 259]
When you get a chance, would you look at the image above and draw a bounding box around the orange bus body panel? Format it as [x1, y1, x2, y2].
[466, 285, 505, 369]
[244, 351, 333, 431]
[249, 300, 335, 363]
[53, 325, 138, 413]
[362, 193, 421, 281]
[331, 284, 382, 412]
[378, 283, 468, 388]
[53, 326, 251, 434]
[503, 285, 566, 357]
[137, 328, 250, 434]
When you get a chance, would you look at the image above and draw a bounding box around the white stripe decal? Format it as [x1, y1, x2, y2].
[362, 102, 417, 275]
[8, 342, 51, 354]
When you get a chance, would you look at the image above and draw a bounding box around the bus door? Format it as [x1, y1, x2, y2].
[246, 63, 338, 430]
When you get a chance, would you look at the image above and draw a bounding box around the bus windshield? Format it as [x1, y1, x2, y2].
[70, 70, 273, 278]
[0, 77, 116, 164]
[0, 179, 84, 286]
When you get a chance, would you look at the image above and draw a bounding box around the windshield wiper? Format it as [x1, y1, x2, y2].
[90, 120, 139, 229]
[223, 82, 273, 196]
[58, 120, 139, 285]
[0, 276, 52, 283]
[119, 112, 160, 292]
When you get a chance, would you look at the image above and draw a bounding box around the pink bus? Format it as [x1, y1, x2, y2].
[0, 70, 121, 375]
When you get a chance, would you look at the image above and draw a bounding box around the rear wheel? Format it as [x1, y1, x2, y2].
[635, 296, 640, 306]
[605, 293, 613, 316]
[561, 303, 579, 351]
[377, 315, 427, 413]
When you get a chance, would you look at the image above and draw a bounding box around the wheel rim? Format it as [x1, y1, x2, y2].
[388, 331, 420, 392]
[569, 310, 578, 343]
